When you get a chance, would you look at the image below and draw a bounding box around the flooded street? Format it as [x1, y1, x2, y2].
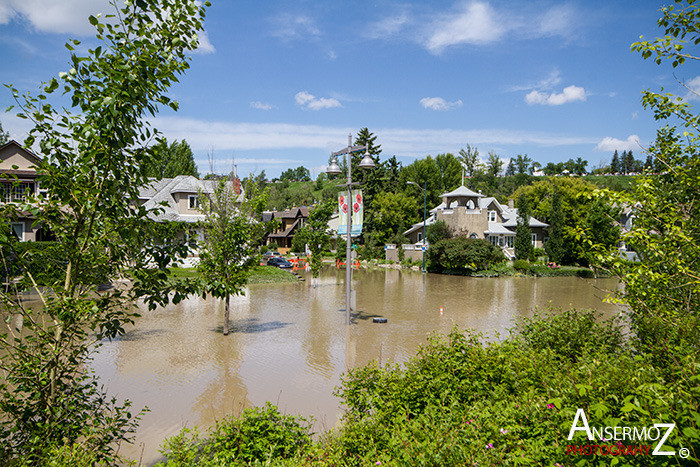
[89, 268, 622, 464]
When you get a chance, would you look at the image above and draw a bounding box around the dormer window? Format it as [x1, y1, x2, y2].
[488, 210, 497, 222]
[188, 195, 199, 209]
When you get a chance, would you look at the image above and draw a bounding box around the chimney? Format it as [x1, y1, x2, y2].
[508, 198, 515, 209]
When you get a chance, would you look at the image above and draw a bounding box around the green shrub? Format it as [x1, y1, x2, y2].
[512, 259, 529, 272]
[158, 403, 312, 466]
[426, 237, 505, 273]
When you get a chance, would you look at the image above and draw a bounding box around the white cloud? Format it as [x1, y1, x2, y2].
[509, 69, 562, 93]
[294, 91, 342, 110]
[525, 85, 586, 106]
[595, 135, 640, 152]
[193, 30, 215, 54]
[536, 5, 575, 38]
[271, 14, 320, 41]
[684, 76, 700, 100]
[366, 13, 409, 39]
[425, 2, 504, 53]
[420, 97, 463, 111]
[250, 101, 275, 110]
[1, 0, 111, 34]
[151, 116, 599, 157]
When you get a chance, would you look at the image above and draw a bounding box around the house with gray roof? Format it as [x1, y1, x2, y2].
[138, 175, 244, 252]
[402, 184, 548, 259]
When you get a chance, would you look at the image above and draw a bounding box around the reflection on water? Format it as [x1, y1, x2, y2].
[89, 268, 621, 465]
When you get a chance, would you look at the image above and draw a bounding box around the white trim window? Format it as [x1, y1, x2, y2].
[488, 235, 499, 246]
[488, 210, 497, 222]
[11, 222, 24, 241]
[531, 233, 537, 246]
[188, 195, 199, 209]
[505, 236, 514, 248]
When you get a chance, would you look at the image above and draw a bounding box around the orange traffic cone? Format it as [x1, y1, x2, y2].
[440, 306, 444, 316]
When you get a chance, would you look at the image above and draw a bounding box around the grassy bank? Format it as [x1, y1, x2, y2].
[169, 265, 298, 284]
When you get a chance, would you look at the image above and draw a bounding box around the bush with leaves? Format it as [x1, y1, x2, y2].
[158, 403, 312, 466]
[426, 236, 505, 273]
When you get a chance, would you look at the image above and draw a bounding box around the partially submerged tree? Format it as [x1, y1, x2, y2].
[197, 179, 267, 335]
[0, 1, 208, 463]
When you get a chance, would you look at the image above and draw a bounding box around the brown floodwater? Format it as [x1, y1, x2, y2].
[86, 268, 622, 465]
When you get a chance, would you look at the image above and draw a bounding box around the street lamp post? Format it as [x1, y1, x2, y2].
[327, 133, 375, 325]
[407, 181, 427, 273]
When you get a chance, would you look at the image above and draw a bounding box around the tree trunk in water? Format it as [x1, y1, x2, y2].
[223, 295, 230, 336]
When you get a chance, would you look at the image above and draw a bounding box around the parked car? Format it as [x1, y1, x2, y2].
[262, 250, 281, 259]
[267, 257, 293, 269]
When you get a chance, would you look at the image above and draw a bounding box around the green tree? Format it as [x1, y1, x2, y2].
[621, 150, 635, 174]
[144, 138, 199, 178]
[610, 150, 621, 174]
[513, 154, 532, 174]
[458, 145, 480, 177]
[485, 151, 503, 177]
[604, 3, 700, 359]
[583, 197, 620, 271]
[0, 120, 9, 144]
[198, 179, 267, 336]
[544, 190, 565, 264]
[504, 159, 516, 176]
[513, 177, 597, 264]
[514, 194, 534, 260]
[0, 1, 208, 463]
[371, 192, 419, 245]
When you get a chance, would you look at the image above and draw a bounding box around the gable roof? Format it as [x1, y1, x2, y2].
[0, 140, 43, 177]
[140, 175, 244, 223]
[439, 185, 483, 198]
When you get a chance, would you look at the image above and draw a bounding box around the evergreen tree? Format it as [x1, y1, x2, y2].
[610, 150, 620, 174]
[353, 128, 385, 242]
[644, 154, 654, 171]
[0, 121, 9, 145]
[514, 194, 534, 260]
[622, 150, 635, 174]
[544, 190, 565, 264]
[505, 159, 516, 176]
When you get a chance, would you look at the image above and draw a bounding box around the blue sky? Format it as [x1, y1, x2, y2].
[0, 0, 695, 178]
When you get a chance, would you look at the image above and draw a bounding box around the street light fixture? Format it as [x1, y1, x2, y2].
[327, 133, 375, 325]
[407, 181, 427, 273]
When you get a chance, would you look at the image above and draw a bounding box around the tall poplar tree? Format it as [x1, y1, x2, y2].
[514, 194, 533, 260]
[544, 190, 565, 264]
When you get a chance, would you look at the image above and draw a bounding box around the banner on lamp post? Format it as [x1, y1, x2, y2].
[338, 189, 363, 237]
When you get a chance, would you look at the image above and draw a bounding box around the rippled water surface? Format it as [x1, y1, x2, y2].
[88, 268, 621, 464]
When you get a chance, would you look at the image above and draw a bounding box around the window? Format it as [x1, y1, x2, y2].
[2, 182, 34, 203]
[11, 223, 24, 241]
[417, 232, 423, 242]
[188, 195, 199, 209]
[531, 233, 537, 246]
[504, 236, 514, 248]
[488, 235, 499, 246]
[469, 233, 478, 239]
[488, 210, 497, 222]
